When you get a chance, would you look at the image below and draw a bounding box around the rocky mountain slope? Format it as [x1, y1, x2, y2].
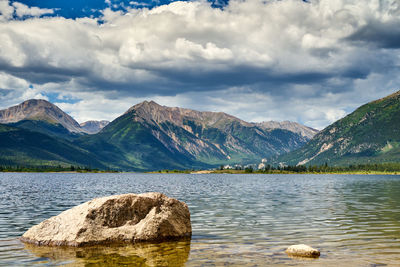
[77, 101, 313, 170]
[80, 120, 109, 134]
[278, 90, 400, 166]
[128, 101, 311, 162]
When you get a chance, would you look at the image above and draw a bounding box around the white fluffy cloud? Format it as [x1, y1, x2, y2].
[0, 0, 14, 21]
[12, 2, 54, 18]
[0, 0, 399, 128]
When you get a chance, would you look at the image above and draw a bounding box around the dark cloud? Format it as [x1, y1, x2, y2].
[346, 20, 400, 49]
[1, 65, 90, 84]
[152, 66, 331, 88]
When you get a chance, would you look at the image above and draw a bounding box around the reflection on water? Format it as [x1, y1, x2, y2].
[23, 239, 191, 267]
[1, 173, 400, 266]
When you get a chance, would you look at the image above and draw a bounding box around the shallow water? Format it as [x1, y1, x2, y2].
[1, 173, 400, 266]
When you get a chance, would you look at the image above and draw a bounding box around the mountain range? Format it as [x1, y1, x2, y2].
[277, 90, 400, 166]
[0, 99, 317, 171]
[3, 90, 400, 171]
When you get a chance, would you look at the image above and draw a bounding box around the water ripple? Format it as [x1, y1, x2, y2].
[1, 173, 400, 266]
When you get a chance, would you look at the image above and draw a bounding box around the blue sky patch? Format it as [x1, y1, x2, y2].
[10, 0, 229, 19]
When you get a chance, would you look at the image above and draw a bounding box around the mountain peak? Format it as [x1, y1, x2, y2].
[18, 99, 56, 110]
[0, 99, 82, 133]
[127, 100, 162, 113]
[124, 101, 252, 129]
[21, 98, 52, 105]
[138, 100, 159, 106]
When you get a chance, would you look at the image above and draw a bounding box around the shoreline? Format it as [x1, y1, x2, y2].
[1, 170, 399, 175]
[147, 169, 400, 175]
[201, 170, 400, 175]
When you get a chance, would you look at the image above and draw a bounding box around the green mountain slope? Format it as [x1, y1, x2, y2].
[0, 124, 105, 168]
[76, 111, 206, 171]
[278, 91, 400, 166]
[8, 120, 83, 140]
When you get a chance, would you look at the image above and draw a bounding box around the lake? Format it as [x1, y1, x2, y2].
[1, 173, 400, 266]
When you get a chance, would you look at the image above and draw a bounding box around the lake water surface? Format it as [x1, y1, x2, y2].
[1, 173, 400, 266]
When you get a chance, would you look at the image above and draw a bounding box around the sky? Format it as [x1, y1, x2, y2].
[0, 0, 399, 129]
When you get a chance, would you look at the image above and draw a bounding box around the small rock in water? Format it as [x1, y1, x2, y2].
[20, 192, 191, 246]
[285, 244, 320, 258]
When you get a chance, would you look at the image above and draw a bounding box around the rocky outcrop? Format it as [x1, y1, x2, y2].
[285, 244, 320, 258]
[21, 193, 191, 246]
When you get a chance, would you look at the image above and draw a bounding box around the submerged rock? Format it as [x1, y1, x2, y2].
[285, 244, 320, 258]
[21, 193, 191, 246]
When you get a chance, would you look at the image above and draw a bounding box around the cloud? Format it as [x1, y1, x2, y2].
[55, 94, 134, 123]
[12, 2, 55, 18]
[0, 1, 14, 21]
[0, 71, 48, 109]
[0, 0, 399, 128]
[346, 20, 400, 49]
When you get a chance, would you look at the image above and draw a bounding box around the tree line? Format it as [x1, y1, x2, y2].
[245, 162, 400, 173]
[0, 165, 118, 173]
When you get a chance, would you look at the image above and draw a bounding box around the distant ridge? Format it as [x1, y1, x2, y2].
[255, 121, 318, 139]
[80, 120, 110, 134]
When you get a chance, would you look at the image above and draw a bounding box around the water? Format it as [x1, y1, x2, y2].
[1, 173, 400, 266]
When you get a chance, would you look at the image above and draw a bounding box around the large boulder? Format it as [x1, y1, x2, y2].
[21, 193, 191, 246]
